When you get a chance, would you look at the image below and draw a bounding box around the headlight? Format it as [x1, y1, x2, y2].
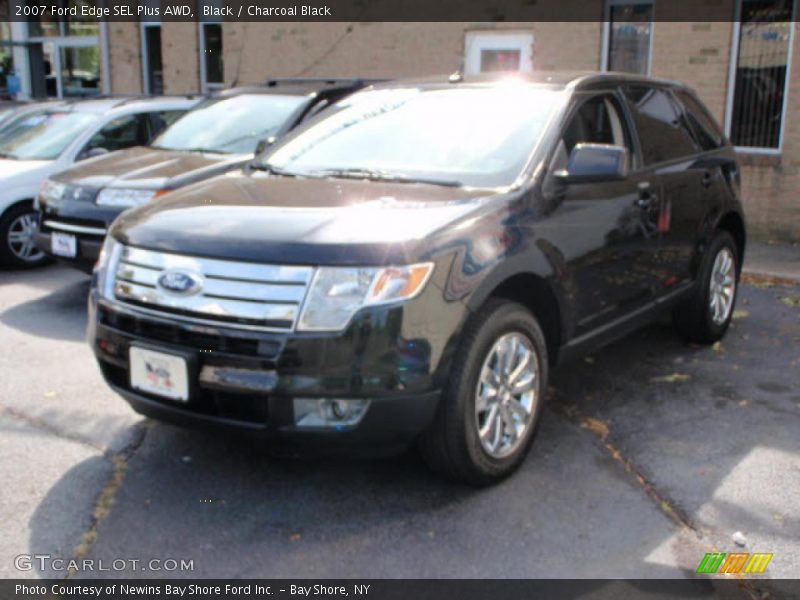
[96, 188, 157, 208]
[297, 262, 434, 332]
[94, 236, 122, 300]
[39, 179, 66, 204]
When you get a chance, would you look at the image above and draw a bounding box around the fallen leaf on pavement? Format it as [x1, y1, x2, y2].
[712, 341, 723, 354]
[732, 309, 749, 319]
[290, 533, 302, 542]
[651, 373, 691, 383]
[779, 296, 800, 308]
[580, 417, 609, 440]
[42, 391, 56, 399]
[584, 356, 595, 365]
[739, 400, 748, 407]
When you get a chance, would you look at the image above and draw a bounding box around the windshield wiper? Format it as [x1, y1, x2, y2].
[150, 144, 228, 154]
[313, 168, 462, 187]
[249, 162, 302, 177]
[182, 147, 229, 154]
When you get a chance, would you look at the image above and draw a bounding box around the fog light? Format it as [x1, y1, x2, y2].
[293, 398, 370, 428]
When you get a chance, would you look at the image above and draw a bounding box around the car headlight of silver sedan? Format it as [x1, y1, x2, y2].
[39, 179, 66, 205]
[96, 188, 157, 208]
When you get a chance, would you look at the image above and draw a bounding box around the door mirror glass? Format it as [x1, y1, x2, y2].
[80, 146, 109, 160]
[554, 143, 628, 184]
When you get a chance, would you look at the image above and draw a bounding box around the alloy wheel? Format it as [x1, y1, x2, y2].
[709, 247, 736, 325]
[7, 211, 45, 263]
[474, 332, 539, 459]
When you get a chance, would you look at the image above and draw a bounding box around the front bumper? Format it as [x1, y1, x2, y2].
[35, 192, 119, 271]
[35, 225, 104, 272]
[89, 292, 460, 452]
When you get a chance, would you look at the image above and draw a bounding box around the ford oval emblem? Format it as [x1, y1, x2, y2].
[157, 270, 203, 296]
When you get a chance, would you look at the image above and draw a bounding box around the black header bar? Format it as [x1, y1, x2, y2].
[3, 0, 784, 22]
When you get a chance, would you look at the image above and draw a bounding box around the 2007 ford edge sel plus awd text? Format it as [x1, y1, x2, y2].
[89, 73, 746, 485]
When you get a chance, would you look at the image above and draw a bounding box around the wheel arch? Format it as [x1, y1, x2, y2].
[468, 270, 564, 366]
[715, 211, 746, 275]
[0, 197, 35, 218]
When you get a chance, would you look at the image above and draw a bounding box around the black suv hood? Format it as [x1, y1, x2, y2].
[53, 146, 251, 191]
[112, 171, 495, 265]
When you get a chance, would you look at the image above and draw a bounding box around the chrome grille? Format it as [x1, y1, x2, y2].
[113, 245, 313, 330]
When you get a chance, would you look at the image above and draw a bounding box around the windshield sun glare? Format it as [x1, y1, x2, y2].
[265, 86, 564, 188]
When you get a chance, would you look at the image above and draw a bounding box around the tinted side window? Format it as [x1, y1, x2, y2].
[84, 114, 149, 153]
[623, 86, 699, 164]
[148, 110, 185, 139]
[553, 94, 634, 171]
[672, 90, 723, 151]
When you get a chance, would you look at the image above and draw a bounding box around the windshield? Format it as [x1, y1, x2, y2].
[263, 85, 564, 188]
[151, 93, 307, 155]
[0, 111, 98, 160]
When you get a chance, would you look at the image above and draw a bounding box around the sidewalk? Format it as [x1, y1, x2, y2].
[743, 240, 800, 283]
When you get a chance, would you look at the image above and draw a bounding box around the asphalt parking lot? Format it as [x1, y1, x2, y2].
[1, 264, 798, 593]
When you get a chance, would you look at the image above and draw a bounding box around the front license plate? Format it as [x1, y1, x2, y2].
[129, 346, 189, 402]
[51, 232, 77, 258]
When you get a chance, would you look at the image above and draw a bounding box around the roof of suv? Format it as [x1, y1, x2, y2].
[216, 78, 385, 99]
[371, 71, 686, 92]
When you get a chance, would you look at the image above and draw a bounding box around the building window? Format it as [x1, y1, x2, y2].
[464, 32, 533, 75]
[200, 23, 224, 92]
[727, 0, 795, 151]
[141, 23, 163, 95]
[27, 0, 99, 38]
[0, 20, 18, 99]
[24, 0, 101, 100]
[602, 0, 654, 75]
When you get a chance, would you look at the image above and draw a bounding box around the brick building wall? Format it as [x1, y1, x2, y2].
[220, 22, 601, 84]
[107, 21, 142, 94]
[105, 18, 800, 241]
[161, 22, 201, 94]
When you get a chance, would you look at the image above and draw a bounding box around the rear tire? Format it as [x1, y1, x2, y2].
[0, 202, 49, 268]
[418, 299, 548, 486]
[672, 231, 739, 344]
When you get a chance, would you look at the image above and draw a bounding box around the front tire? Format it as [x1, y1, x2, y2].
[673, 231, 739, 344]
[0, 202, 49, 268]
[418, 299, 548, 486]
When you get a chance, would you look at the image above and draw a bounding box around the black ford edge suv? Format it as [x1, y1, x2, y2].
[90, 73, 745, 485]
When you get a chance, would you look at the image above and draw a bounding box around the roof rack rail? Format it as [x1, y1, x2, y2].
[263, 77, 384, 88]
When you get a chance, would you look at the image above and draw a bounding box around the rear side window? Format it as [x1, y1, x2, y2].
[623, 86, 699, 165]
[672, 90, 723, 151]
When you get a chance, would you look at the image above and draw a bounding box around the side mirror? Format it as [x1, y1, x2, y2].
[254, 136, 278, 155]
[80, 147, 109, 160]
[554, 143, 628, 184]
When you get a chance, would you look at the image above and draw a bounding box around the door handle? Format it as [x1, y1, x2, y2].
[702, 171, 713, 188]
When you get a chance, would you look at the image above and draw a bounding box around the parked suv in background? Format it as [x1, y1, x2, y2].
[35, 79, 375, 272]
[0, 95, 199, 267]
[90, 73, 745, 485]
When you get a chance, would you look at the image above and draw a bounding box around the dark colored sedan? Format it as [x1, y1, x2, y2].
[89, 72, 745, 485]
[35, 79, 375, 272]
